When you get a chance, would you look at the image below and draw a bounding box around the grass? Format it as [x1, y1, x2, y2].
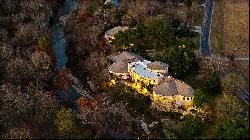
[182, 72, 207, 90]
[231, 61, 249, 90]
[210, 0, 224, 56]
[190, 36, 200, 50]
[222, 0, 249, 57]
[214, 28, 223, 55]
[211, 0, 249, 57]
[192, 6, 204, 26]
[174, 1, 205, 26]
[109, 82, 154, 117]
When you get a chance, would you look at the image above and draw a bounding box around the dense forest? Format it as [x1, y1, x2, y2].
[0, 0, 248, 139]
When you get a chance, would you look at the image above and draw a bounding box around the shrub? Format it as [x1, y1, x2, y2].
[215, 114, 249, 139]
[171, 18, 181, 28]
[163, 129, 178, 139]
[38, 36, 49, 50]
[193, 89, 206, 108]
[112, 16, 175, 51]
[37, 35, 56, 70]
[110, 83, 151, 113]
[55, 107, 88, 138]
[116, 9, 126, 22]
[87, 2, 97, 15]
[165, 112, 182, 120]
[181, 115, 203, 138]
[163, 46, 198, 79]
[206, 72, 222, 94]
[185, 0, 193, 8]
[175, 25, 197, 38]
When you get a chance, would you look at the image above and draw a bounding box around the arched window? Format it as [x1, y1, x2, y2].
[187, 97, 189, 100]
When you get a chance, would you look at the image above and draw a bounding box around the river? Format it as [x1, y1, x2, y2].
[51, 0, 77, 70]
[50, 1, 136, 138]
[50, 0, 80, 113]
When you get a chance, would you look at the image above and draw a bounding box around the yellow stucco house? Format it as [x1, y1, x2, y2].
[152, 76, 194, 110]
[108, 51, 195, 111]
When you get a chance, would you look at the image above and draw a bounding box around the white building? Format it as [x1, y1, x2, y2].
[128, 60, 166, 86]
[108, 51, 145, 79]
[104, 26, 129, 42]
[108, 51, 169, 84]
[108, 51, 195, 111]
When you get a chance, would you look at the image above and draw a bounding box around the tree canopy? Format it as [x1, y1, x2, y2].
[55, 107, 85, 139]
[213, 94, 249, 138]
[181, 115, 203, 138]
[112, 16, 175, 51]
[162, 46, 198, 79]
[215, 114, 249, 139]
[193, 88, 206, 108]
[222, 73, 245, 95]
[206, 72, 222, 94]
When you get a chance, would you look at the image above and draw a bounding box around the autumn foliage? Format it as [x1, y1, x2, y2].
[79, 12, 91, 23]
[57, 67, 71, 92]
[76, 97, 98, 109]
[37, 35, 57, 72]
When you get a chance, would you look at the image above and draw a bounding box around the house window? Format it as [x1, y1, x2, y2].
[183, 97, 185, 100]
[187, 97, 189, 100]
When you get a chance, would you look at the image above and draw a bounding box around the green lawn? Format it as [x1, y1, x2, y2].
[193, 7, 204, 26]
[182, 72, 206, 90]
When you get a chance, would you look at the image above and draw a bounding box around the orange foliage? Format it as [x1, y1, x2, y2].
[36, 35, 57, 72]
[79, 12, 91, 23]
[76, 97, 98, 108]
[59, 67, 70, 77]
[58, 67, 71, 91]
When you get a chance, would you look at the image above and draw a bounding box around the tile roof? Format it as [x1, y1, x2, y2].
[105, 26, 129, 40]
[108, 51, 145, 63]
[108, 60, 128, 73]
[153, 78, 177, 96]
[153, 76, 194, 97]
[146, 61, 168, 70]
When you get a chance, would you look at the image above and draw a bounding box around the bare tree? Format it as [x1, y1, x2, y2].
[127, 0, 150, 24]
[0, 43, 14, 72]
[83, 52, 111, 89]
[2, 127, 32, 139]
[20, 0, 51, 30]
[30, 51, 53, 86]
[14, 23, 40, 47]
[222, 73, 246, 95]
[79, 97, 132, 138]
[196, 57, 231, 81]
[214, 94, 245, 122]
[4, 57, 34, 85]
[127, 0, 163, 24]
[0, 83, 32, 129]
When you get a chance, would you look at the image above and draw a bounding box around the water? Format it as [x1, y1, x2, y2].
[57, 86, 81, 113]
[51, 0, 80, 112]
[52, 0, 77, 70]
